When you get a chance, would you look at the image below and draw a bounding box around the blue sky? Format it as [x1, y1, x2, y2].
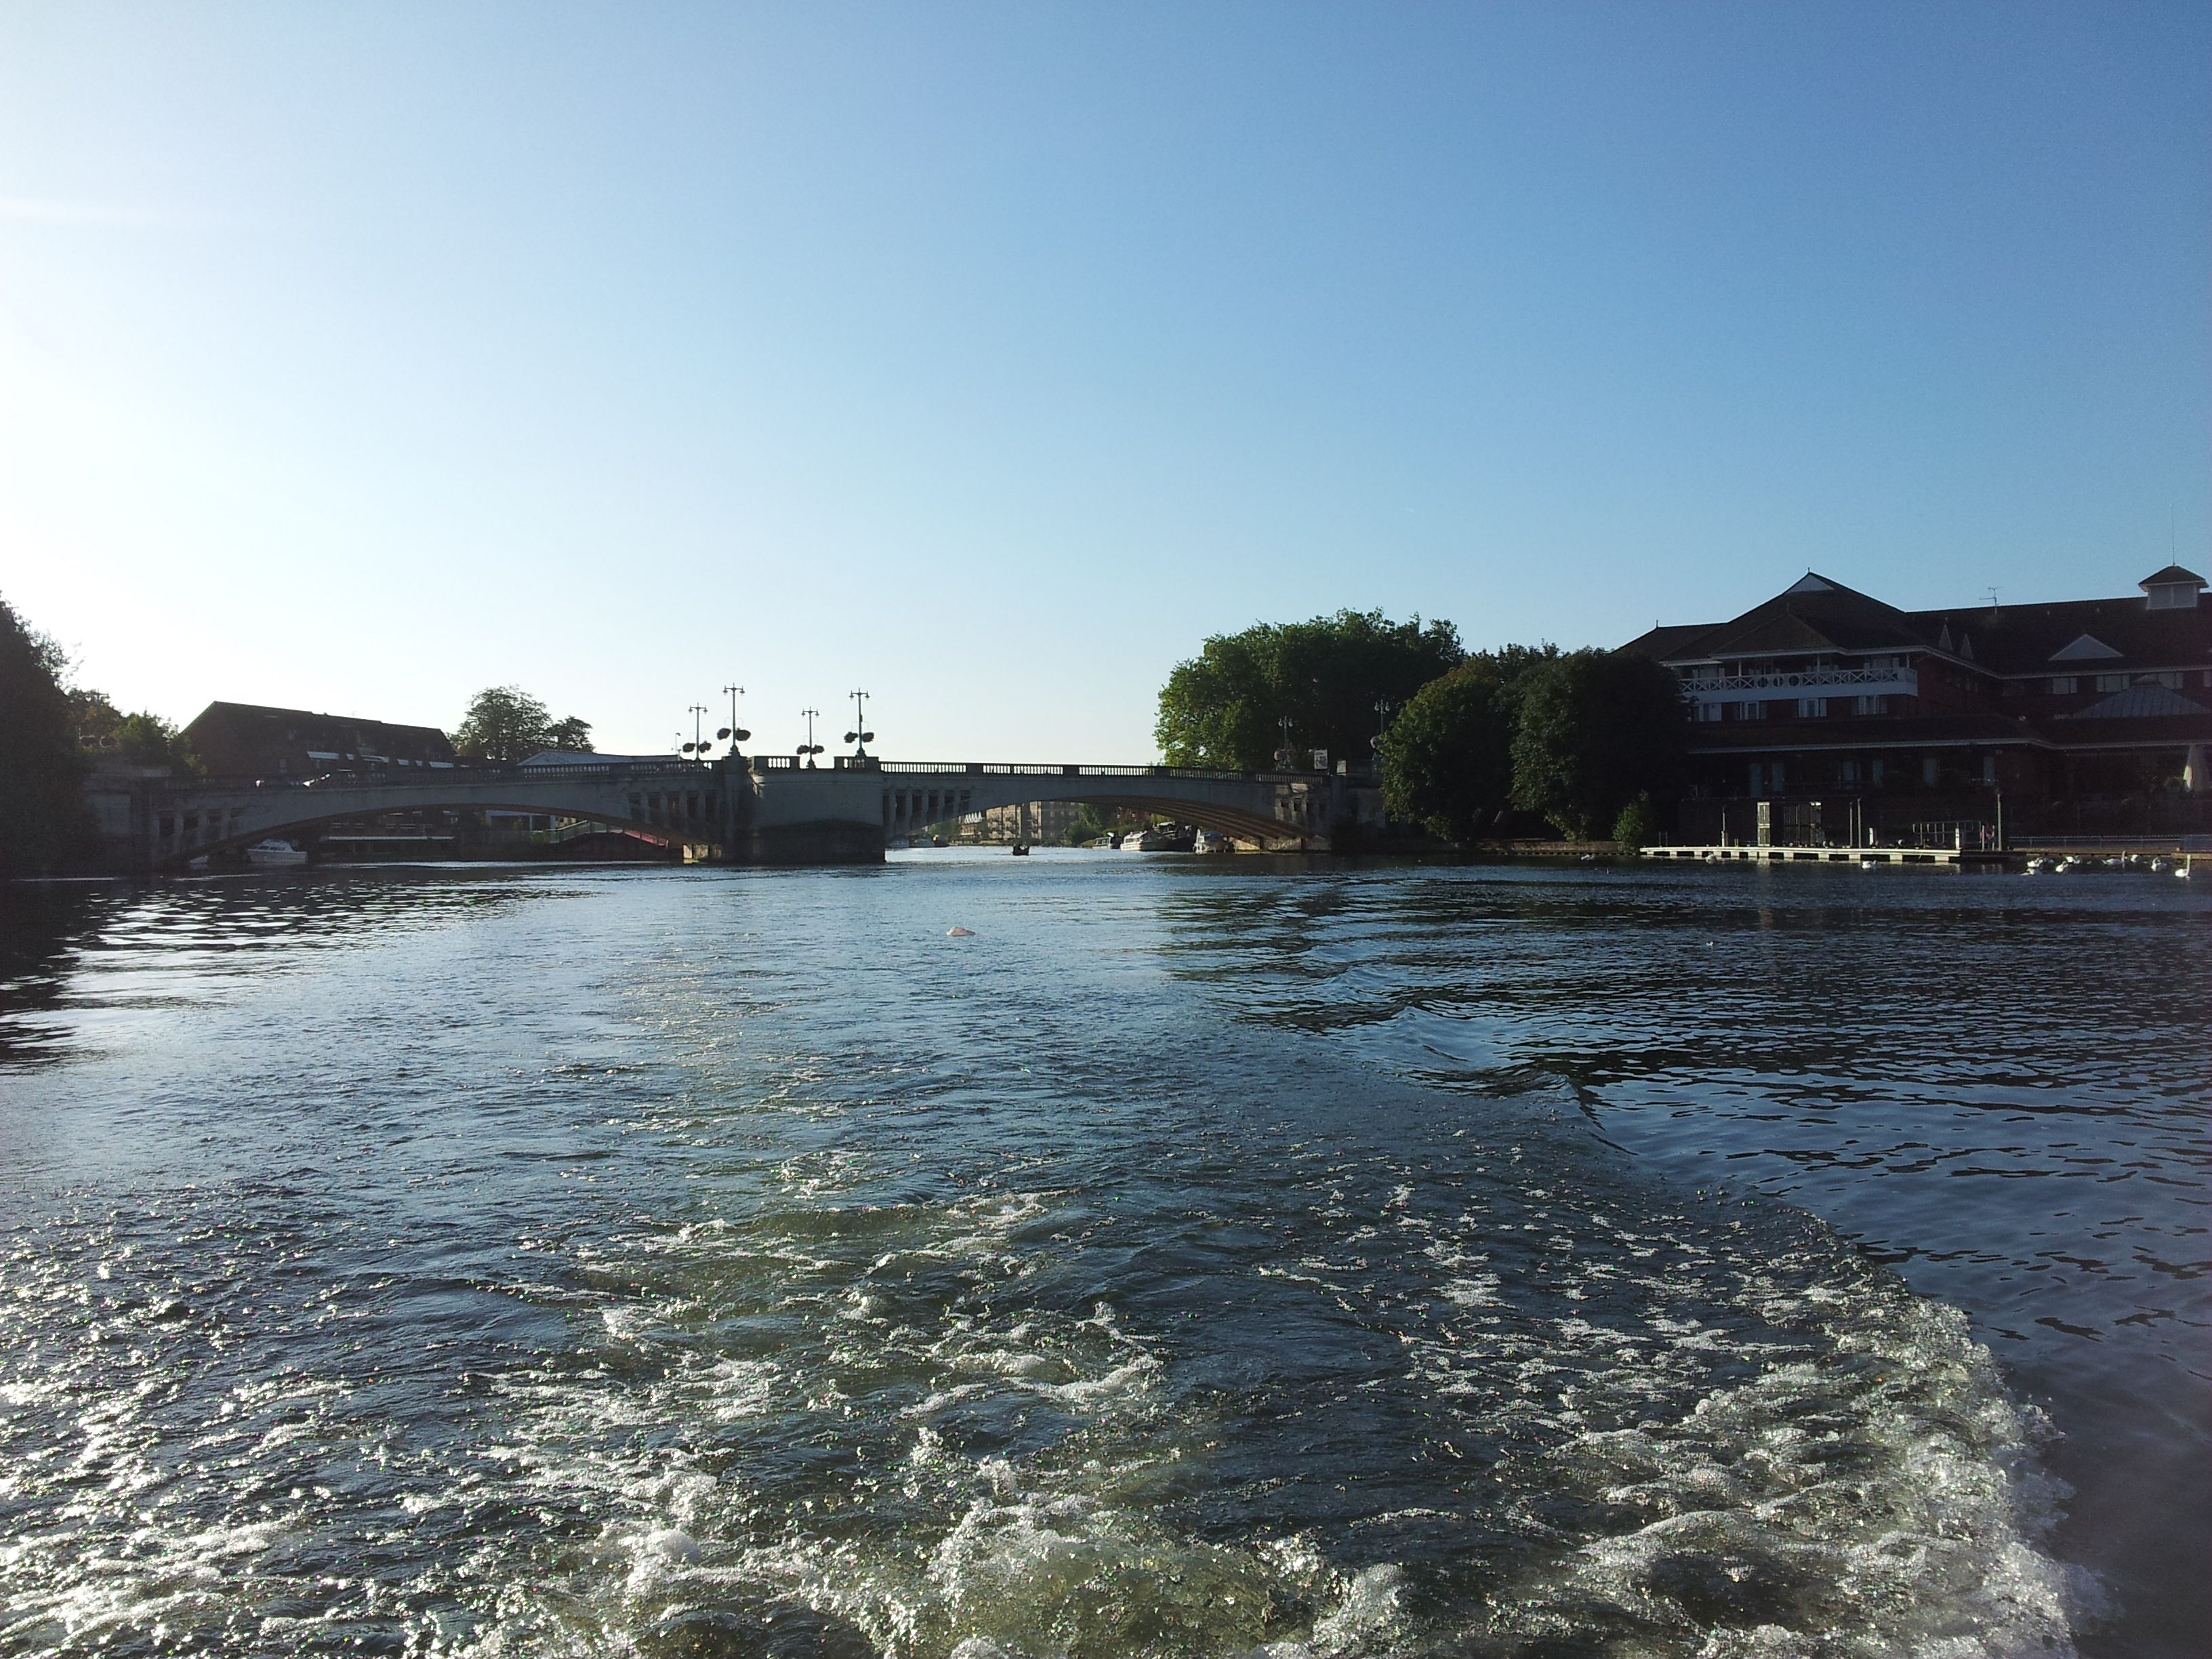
[3, 2, 2205, 759]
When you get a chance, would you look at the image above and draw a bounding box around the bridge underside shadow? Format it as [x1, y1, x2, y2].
[870, 775, 1345, 848]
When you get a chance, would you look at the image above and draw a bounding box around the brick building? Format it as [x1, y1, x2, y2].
[1620, 566, 2212, 843]
[182, 701, 459, 779]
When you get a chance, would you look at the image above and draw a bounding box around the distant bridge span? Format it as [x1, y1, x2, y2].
[94, 756, 1382, 870]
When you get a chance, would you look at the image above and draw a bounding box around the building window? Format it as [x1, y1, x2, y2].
[1797, 697, 1828, 718]
[1840, 760, 1860, 785]
[1853, 694, 1887, 716]
[1870, 758, 1887, 787]
[1738, 701, 1766, 722]
[1982, 756, 1997, 785]
[1696, 701, 1724, 722]
[1922, 756, 1940, 787]
[2095, 674, 2127, 693]
[2143, 671, 2183, 690]
[2049, 676, 2077, 695]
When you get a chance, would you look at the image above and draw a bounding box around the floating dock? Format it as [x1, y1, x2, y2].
[1642, 844, 2208, 874]
[1641, 844, 1999, 867]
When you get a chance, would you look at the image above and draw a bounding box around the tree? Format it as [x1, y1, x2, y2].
[111, 713, 202, 775]
[67, 687, 202, 773]
[1378, 646, 1557, 841]
[453, 687, 592, 762]
[1155, 610, 1465, 771]
[545, 716, 594, 753]
[0, 595, 95, 876]
[1510, 649, 1689, 840]
[1612, 797, 1659, 853]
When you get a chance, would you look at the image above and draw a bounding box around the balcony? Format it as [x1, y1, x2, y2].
[1681, 663, 1918, 707]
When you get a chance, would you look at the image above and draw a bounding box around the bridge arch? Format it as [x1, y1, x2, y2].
[152, 800, 689, 871]
[140, 768, 729, 871]
[865, 768, 1335, 847]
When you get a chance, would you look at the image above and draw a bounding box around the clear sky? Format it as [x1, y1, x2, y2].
[3, 2, 2205, 760]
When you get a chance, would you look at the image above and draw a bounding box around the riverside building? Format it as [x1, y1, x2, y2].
[1621, 566, 2212, 844]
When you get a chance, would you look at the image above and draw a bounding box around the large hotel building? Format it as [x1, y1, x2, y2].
[1621, 565, 2211, 842]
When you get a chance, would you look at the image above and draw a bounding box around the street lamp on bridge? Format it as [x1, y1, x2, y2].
[844, 690, 875, 760]
[798, 709, 824, 767]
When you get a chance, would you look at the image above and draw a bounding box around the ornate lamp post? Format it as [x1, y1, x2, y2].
[719, 685, 750, 757]
[844, 690, 875, 760]
[798, 709, 825, 767]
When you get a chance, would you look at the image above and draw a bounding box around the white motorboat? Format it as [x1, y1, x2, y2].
[1193, 827, 1233, 855]
[1120, 828, 1164, 852]
[245, 840, 308, 866]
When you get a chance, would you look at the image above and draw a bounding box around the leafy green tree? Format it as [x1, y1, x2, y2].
[1156, 610, 1464, 771]
[453, 687, 593, 762]
[69, 687, 123, 745]
[1510, 650, 1689, 839]
[112, 713, 203, 775]
[0, 596, 95, 876]
[1378, 646, 1557, 840]
[68, 689, 202, 773]
[546, 716, 594, 753]
[1612, 797, 1658, 853]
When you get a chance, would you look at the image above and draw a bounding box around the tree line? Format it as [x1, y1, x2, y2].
[1156, 609, 1688, 845]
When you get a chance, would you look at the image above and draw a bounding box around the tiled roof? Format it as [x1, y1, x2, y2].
[1629, 575, 2212, 677]
[1906, 598, 2212, 674]
[1616, 623, 1717, 661]
[2058, 683, 2209, 720]
[1643, 573, 1929, 661]
[184, 701, 456, 769]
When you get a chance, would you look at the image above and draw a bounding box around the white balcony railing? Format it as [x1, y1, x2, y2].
[1681, 665, 1918, 706]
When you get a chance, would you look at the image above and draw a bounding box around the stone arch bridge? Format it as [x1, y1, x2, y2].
[94, 756, 1382, 871]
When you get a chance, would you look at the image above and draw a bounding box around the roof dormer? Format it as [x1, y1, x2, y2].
[2050, 632, 2123, 663]
[2140, 564, 2206, 611]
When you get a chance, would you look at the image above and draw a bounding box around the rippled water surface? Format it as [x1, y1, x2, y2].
[0, 855, 2202, 1658]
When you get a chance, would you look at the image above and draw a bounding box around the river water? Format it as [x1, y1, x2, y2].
[0, 853, 2202, 1658]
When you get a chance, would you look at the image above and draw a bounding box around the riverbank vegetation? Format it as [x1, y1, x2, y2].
[1159, 612, 1689, 846]
[3, 594, 212, 877]
[1, 596, 96, 877]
